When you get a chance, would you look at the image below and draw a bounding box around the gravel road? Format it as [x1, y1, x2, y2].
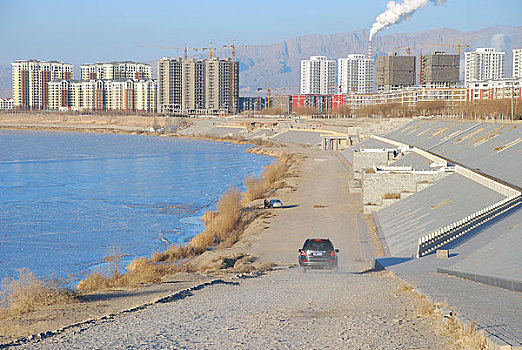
[19, 269, 448, 349]
[13, 146, 450, 349]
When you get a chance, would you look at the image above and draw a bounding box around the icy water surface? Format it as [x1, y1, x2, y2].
[0, 130, 271, 282]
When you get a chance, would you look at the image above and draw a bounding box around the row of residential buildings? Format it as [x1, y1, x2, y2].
[10, 60, 156, 112]
[8, 58, 239, 114]
[300, 48, 521, 96]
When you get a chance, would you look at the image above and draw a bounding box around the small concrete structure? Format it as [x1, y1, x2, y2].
[321, 135, 350, 151]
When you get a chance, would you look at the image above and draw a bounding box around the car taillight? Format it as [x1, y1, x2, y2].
[330, 251, 335, 256]
[300, 251, 306, 256]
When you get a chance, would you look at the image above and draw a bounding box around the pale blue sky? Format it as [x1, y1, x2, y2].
[1, 0, 520, 64]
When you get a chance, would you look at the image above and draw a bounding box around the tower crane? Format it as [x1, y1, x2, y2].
[395, 46, 411, 55]
[139, 42, 198, 60]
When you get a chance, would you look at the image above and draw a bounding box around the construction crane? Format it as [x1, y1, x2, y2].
[222, 41, 248, 114]
[422, 40, 470, 55]
[139, 42, 198, 60]
[395, 46, 411, 55]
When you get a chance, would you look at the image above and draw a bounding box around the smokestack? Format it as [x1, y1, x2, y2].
[368, 40, 372, 60]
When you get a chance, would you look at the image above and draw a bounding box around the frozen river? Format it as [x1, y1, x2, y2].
[0, 130, 271, 282]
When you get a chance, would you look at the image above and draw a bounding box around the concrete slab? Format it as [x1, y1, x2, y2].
[390, 152, 434, 171]
[376, 173, 505, 257]
[385, 119, 480, 150]
[271, 130, 322, 146]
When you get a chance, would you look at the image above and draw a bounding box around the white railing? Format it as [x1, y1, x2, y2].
[455, 166, 520, 197]
[416, 194, 521, 257]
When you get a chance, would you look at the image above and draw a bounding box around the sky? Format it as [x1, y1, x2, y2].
[1, 0, 520, 65]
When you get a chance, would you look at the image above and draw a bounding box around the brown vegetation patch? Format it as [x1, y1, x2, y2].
[383, 193, 401, 199]
[0, 269, 77, 317]
[430, 198, 452, 210]
[442, 317, 487, 349]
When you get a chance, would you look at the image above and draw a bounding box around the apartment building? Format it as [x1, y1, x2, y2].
[300, 56, 336, 95]
[338, 54, 373, 94]
[465, 48, 504, 85]
[513, 49, 522, 78]
[157, 57, 238, 114]
[48, 79, 155, 112]
[157, 57, 183, 113]
[80, 61, 152, 80]
[467, 78, 521, 102]
[12, 60, 73, 110]
[206, 57, 239, 113]
[376, 53, 416, 92]
[421, 52, 460, 88]
[182, 58, 206, 113]
[0, 98, 14, 110]
[135, 79, 157, 113]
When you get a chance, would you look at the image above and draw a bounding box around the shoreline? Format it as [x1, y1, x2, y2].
[0, 122, 298, 345]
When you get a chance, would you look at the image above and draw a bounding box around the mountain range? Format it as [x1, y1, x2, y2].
[1, 25, 520, 98]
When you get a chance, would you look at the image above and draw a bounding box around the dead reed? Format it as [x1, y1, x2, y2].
[0, 269, 77, 317]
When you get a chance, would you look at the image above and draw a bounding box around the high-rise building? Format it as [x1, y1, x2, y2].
[205, 57, 239, 113]
[300, 56, 336, 95]
[157, 57, 238, 114]
[513, 49, 522, 78]
[12, 60, 73, 110]
[157, 57, 183, 113]
[376, 53, 416, 92]
[421, 52, 460, 88]
[80, 62, 152, 81]
[182, 58, 206, 113]
[464, 48, 504, 85]
[338, 54, 374, 94]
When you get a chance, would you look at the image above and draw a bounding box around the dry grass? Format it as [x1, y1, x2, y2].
[76, 257, 183, 292]
[396, 278, 488, 349]
[242, 153, 292, 204]
[195, 253, 275, 274]
[243, 176, 266, 203]
[0, 269, 77, 317]
[383, 193, 401, 199]
[442, 316, 488, 349]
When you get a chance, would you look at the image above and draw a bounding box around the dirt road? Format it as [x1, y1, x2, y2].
[247, 148, 368, 273]
[16, 147, 450, 349]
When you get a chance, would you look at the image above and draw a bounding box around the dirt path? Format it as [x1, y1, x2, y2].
[247, 147, 369, 273]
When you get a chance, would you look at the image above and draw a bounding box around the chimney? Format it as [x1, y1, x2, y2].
[368, 40, 372, 60]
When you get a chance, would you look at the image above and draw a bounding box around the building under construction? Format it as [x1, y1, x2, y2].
[421, 52, 460, 88]
[157, 57, 239, 115]
[376, 53, 416, 92]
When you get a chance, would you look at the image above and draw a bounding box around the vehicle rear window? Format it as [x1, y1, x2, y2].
[303, 240, 334, 251]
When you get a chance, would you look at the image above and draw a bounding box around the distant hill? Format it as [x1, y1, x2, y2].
[1, 26, 520, 98]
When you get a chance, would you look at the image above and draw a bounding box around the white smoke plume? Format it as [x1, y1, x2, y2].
[369, 0, 447, 40]
[491, 33, 506, 51]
